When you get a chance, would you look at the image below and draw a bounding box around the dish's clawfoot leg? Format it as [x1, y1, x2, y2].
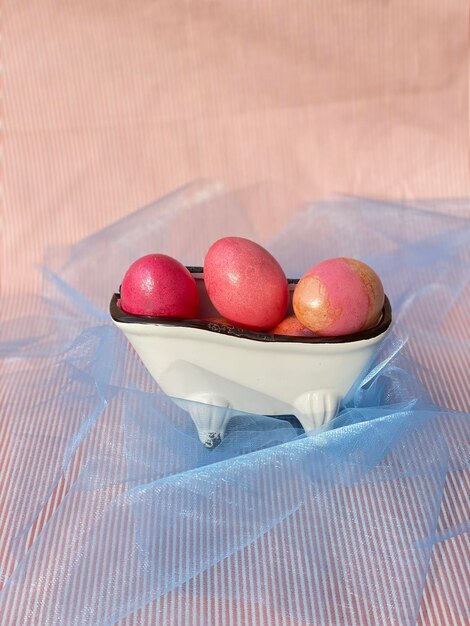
[186, 393, 232, 448]
[293, 390, 341, 434]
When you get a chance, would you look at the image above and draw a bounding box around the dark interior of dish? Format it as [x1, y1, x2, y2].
[110, 266, 392, 344]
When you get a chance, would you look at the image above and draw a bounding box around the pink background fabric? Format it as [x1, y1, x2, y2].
[3, 0, 468, 300]
[1, 3, 469, 625]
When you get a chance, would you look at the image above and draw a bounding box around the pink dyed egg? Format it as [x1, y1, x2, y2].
[204, 237, 289, 331]
[120, 254, 199, 318]
[270, 315, 316, 337]
[293, 258, 384, 336]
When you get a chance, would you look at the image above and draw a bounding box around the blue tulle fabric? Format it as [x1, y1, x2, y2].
[1, 183, 469, 626]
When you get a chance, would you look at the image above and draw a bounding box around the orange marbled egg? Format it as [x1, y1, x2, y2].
[293, 258, 384, 337]
[270, 315, 316, 337]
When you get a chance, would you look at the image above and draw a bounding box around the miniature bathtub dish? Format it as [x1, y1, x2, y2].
[110, 267, 392, 447]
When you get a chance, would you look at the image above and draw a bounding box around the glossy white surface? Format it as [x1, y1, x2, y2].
[113, 317, 389, 446]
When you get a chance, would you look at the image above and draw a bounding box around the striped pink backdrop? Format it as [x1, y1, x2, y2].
[3, 0, 468, 300]
[2, 1, 469, 624]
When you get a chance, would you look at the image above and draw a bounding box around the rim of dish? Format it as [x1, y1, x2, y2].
[109, 266, 392, 344]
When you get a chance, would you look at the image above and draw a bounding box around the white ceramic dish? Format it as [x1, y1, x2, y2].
[110, 268, 392, 447]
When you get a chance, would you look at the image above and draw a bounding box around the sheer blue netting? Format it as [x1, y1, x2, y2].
[1, 182, 469, 625]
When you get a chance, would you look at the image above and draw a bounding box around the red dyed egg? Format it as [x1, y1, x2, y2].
[270, 315, 316, 337]
[293, 258, 384, 336]
[204, 237, 289, 331]
[120, 254, 199, 317]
